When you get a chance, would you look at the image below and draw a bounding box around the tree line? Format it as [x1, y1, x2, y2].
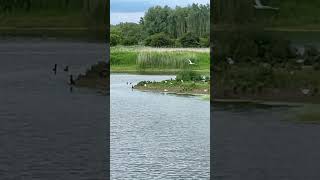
[111, 3, 210, 48]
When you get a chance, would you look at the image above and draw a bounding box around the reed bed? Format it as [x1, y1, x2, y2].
[111, 46, 210, 53]
[137, 51, 197, 70]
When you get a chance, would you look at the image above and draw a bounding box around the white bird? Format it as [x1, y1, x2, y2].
[296, 59, 305, 64]
[254, 0, 279, 10]
[226, 57, 234, 65]
[188, 59, 195, 65]
[301, 89, 310, 95]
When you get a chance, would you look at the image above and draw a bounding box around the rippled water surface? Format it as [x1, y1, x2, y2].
[0, 39, 107, 179]
[111, 74, 210, 179]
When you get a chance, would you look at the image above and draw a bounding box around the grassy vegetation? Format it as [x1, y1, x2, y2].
[111, 46, 210, 74]
[137, 52, 195, 70]
[213, 28, 320, 103]
[269, 0, 320, 27]
[0, 1, 107, 39]
[290, 105, 320, 124]
[75, 61, 108, 92]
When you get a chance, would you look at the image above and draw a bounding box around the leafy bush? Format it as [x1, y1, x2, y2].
[176, 70, 203, 81]
[144, 33, 174, 47]
[179, 32, 200, 47]
[110, 33, 121, 46]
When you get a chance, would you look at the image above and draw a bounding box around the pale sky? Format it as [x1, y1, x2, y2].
[110, 0, 210, 25]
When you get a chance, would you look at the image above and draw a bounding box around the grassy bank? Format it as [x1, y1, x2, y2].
[214, 66, 320, 103]
[133, 70, 210, 96]
[281, 104, 320, 124]
[75, 61, 109, 93]
[111, 46, 210, 74]
[134, 79, 209, 95]
[0, 1, 107, 39]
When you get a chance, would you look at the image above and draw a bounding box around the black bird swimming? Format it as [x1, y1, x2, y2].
[64, 65, 69, 72]
[53, 64, 57, 74]
[69, 75, 75, 85]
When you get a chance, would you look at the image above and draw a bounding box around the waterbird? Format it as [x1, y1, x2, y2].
[296, 59, 305, 64]
[64, 65, 69, 72]
[188, 59, 195, 65]
[301, 89, 310, 95]
[226, 57, 234, 65]
[53, 64, 57, 74]
[254, 0, 279, 10]
[69, 75, 75, 85]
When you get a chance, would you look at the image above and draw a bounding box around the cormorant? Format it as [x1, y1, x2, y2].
[64, 66, 69, 72]
[53, 64, 57, 74]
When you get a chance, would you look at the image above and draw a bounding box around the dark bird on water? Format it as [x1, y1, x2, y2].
[53, 64, 57, 74]
[69, 75, 75, 85]
[64, 65, 69, 72]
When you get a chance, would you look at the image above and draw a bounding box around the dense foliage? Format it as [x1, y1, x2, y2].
[213, 0, 320, 26]
[0, 0, 108, 38]
[0, 0, 106, 13]
[111, 3, 210, 47]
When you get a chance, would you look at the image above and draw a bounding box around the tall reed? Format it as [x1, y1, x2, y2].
[137, 51, 197, 70]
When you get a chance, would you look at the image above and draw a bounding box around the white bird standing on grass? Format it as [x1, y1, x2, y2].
[188, 59, 195, 65]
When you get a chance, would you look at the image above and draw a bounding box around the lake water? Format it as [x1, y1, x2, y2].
[110, 74, 210, 179]
[213, 102, 320, 179]
[0, 39, 108, 179]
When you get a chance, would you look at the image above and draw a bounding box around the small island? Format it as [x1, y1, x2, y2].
[133, 74, 210, 96]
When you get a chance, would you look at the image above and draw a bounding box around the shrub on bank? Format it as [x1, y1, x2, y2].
[176, 70, 203, 81]
[144, 33, 174, 47]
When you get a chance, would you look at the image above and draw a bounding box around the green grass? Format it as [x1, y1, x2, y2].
[111, 46, 210, 74]
[291, 105, 320, 124]
[0, 8, 106, 39]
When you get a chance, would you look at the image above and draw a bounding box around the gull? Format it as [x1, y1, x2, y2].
[254, 0, 279, 10]
[188, 59, 195, 65]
